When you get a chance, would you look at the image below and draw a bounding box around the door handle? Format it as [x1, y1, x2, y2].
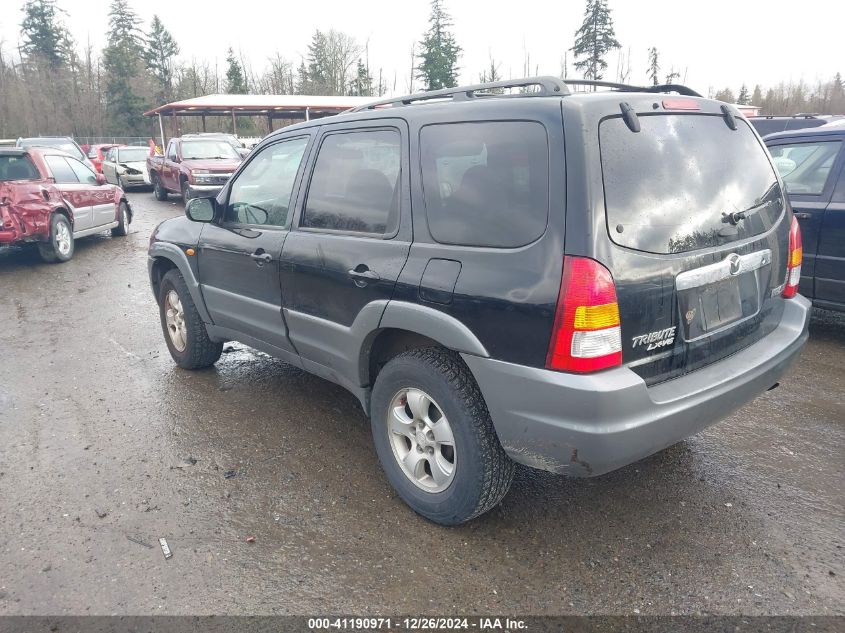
[250, 250, 272, 264]
[793, 212, 811, 219]
[348, 266, 380, 286]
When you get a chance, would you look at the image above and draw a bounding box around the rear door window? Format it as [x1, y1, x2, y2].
[420, 121, 549, 248]
[301, 129, 400, 235]
[768, 141, 841, 195]
[600, 115, 782, 254]
[45, 156, 79, 184]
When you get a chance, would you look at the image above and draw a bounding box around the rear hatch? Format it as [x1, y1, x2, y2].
[581, 98, 791, 385]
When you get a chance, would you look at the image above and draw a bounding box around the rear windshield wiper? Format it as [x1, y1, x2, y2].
[722, 186, 780, 226]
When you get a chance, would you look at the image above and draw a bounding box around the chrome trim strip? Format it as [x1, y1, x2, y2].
[675, 249, 772, 291]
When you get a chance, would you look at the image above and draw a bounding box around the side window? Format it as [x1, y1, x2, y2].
[45, 156, 79, 184]
[166, 143, 178, 161]
[67, 158, 98, 185]
[106, 149, 116, 162]
[420, 121, 549, 248]
[833, 161, 845, 203]
[301, 129, 400, 235]
[769, 141, 842, 195]
[224, 136, 309, 227]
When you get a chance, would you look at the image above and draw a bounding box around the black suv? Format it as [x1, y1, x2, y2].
[148, 77, 810, 525]
[764, 122, 845, 311]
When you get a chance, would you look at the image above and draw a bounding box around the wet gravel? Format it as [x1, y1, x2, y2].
[0, 192, 842, 615]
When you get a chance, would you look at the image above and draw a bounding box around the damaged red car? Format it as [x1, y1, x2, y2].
[0, 147, 132, 263]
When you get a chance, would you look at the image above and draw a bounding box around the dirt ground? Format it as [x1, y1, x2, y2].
[0, 192, 842, 616]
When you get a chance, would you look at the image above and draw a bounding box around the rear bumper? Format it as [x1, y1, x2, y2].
[463, 295, 811, 477]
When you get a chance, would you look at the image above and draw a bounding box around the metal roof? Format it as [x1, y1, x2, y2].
[143, 94, 376, 118]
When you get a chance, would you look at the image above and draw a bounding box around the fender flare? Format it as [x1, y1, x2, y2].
[148, 242, 211, 323]
[377, 301, 489, 358]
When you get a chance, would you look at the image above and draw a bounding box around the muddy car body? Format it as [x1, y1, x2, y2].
[0, 147, 132, 262]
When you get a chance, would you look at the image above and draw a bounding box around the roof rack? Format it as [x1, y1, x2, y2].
[563, 79, 702, 97]
[349, 76, 702, 113]
[349, 76, 568, 112]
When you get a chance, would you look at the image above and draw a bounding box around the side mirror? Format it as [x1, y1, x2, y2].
[185, 197, 216, 223]
[95, 173, 107, 185]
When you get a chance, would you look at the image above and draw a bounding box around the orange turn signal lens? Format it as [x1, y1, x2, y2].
[185, 248, 195, 256]
[573, 303, 620, 330]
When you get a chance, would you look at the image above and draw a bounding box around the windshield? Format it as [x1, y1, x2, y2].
[20, 138, 84, 161]
[181, 141, 240, 160]
[0, 155, 40, 181]
[117, 147, 149, 163]
[600, 114, 782, 254]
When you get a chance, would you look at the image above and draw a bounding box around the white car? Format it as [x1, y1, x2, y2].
[102, 146, 151, 189]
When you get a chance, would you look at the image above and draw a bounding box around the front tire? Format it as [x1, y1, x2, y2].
[37, 213, 74, 263]
[111, 200, 129, 237]
[181, 179, 192, 205]
[152, 173, 168, 201]
[158, 269, 223, 369]
[370, 348, 514, 525]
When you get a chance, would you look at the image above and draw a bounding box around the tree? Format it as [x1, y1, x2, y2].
[416, 0, 461, 91]
[647, 47, 659, 86]
[713, 88, 736, 103]
[225, 47, 247, 94]
[303, 29, 361, 95]
[751, 84, 763, 106]
[144, 15, 179, 103]
[572, 0, 620, 82]
[102, 0, 147, 134]
[20, 0, 68, 69]
[737, 83, 750, 105]
[478, 53, 502, 88]
[349, 59, 373, 96]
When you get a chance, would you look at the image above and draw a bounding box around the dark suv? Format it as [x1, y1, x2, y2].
[148, 77, 810, 525]
[764, 122, 845, 311]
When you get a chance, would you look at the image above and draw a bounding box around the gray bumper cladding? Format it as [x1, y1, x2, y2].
[462, 296, 811, 477]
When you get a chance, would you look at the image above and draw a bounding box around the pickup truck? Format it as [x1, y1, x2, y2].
[147, 137, 242, 204]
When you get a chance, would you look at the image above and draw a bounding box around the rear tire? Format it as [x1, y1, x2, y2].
[370, 348, 514, 525]
[37, 213, 74, 263]
[158, 269, 223, 369]
[152, 173, 168, 201]
[111, 201, 129, 237]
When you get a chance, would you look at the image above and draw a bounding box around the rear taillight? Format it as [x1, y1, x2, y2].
[783, 216, 802, 298]
[546, 256, 622, 373]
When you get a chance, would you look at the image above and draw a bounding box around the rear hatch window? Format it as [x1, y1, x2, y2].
[600, 114, 782, 254]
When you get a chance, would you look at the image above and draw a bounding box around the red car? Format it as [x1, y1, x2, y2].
[87, 143, 121, 173]
[0, 147, 132, 263]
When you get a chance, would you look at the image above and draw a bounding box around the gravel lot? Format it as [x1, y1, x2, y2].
[0, 192, 842, 615]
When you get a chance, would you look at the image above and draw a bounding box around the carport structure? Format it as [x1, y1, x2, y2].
[143, 94, 376, 145]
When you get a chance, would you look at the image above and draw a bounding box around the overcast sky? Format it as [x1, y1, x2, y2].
[1, 0, 841, 98]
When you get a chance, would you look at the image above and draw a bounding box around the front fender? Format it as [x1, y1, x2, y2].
[148, 242, 211, 323]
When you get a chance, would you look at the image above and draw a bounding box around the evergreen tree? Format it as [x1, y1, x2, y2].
[751, 84, 763, 106]
[144, 15, 179, 103]
[647, 47, 659, 86]
[416, 0, 461, 91]
[738, 83, 750, 105]
[225, 48, 247, 94]
[20, 0, 69, 69]
[102, 0, 146, 134]
[295, 59, 310, 94]
[572, 0, 620, 82]
[350, 59, 373, 96]
[713, 88, 736, 103]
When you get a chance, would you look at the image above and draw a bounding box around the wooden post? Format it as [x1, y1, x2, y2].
[201, 115, 207, 132]
[267, 115, 273, 134]
[231, 109, 237, 135]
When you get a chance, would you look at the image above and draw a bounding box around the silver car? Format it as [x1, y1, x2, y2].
[102, 146, 151, 189]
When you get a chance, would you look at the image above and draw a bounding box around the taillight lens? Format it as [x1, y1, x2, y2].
[783, 216, 802, 298]
[546, 256, 622, 373]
